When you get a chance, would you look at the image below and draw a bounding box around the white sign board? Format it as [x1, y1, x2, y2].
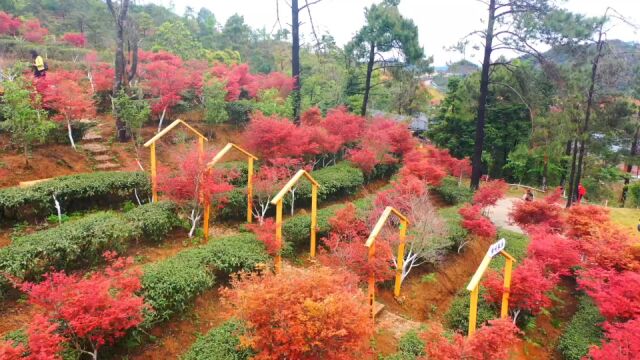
[487, 238, 506, 258]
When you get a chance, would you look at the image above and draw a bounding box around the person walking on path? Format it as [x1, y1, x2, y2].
[30, 50, 46, 78]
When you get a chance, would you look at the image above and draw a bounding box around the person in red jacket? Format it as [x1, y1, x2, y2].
[577, 183, 586, 203]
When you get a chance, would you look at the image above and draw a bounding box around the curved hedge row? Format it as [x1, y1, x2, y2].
[557, 295, 604, 360]
[182, 320, 253, 360]
[0, 171, 151, 223]
[141, 233, 269, 325]
[219, 162, 365, 219]
[0, 201, 178, 300]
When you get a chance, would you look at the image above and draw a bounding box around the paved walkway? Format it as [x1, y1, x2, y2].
[486, 197, 523, 234]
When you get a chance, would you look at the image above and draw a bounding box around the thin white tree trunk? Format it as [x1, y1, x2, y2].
[188, 208, 202, 238]
[289, 188, 297, 215]
[53, 194, 62, 224]
[67, 120, 76, 149]
[157, 106, 167, 133]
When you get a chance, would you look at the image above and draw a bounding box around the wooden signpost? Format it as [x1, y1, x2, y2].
[466, 238, 515, 335]
[364, 206, 410, 320]
[270, 170, 320, 273]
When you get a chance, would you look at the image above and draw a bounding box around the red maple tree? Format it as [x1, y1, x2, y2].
[319, 203, 394, 283]
[473, 179, 508, 208]
[399, 149, 447, 186]
[0, 11, 21, 35]
[578, 268, 640, 322]
[588, 318, 640, 360]
[221, 266, 373, 359]
[347, 147, 378, 175]
[21, 19, 48, 43]
[458, 204, 496, 239]
[419, 318, 521, 360]
[509, 194, 565, 231]
[483, 258, 557, 322]
[526, 225, 580, 276]
[246, 218, 280, 256]
[565, 205, 610, 239]
[61, 32, 86, 47]
[322, 106, 366, 146]
[243, 112, 303, 158]
[158, 149, 236, 237]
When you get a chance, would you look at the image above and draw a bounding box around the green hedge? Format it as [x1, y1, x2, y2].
[432, 176, 473, 205]
[0, 202, 177, 300]
[557, 295, 604, 360]
[445, 288, 497, 333]
[0, 171, 151, 223]
[182, 320, 253, 360]
[383, 330, 425, 360]
[140, 233, 268, 325]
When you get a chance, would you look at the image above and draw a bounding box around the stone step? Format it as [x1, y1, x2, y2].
[374, 302, 386, 317]
[95, 162, 120, 170]
[93, 154, 113, 162]
[81, 143, 109, 154]
[82, 131, 103, 141]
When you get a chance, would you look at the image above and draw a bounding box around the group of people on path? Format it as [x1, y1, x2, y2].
[522, 183, 586, 203]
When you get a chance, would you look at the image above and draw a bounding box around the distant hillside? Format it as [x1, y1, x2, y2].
[425, 59, 479, 90]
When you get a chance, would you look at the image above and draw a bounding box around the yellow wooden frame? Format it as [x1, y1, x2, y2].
[466, 246, 516, 335]
[364, 206, 409, 319]
[270, 169, 320, 273]
[143, 119, 208, 202]
[203, 143, 259, 239]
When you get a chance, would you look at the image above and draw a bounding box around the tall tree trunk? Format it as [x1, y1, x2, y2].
[470, 0, 496, 189]
[360, 41, 376, 116]
[621, 122, 639, 205]
[291, 0, 301, 124]
[571, 29, 604, 206]
[559, 140, 573, 187]
[107, 0, 130, 142]
[566, 139, 579, 208]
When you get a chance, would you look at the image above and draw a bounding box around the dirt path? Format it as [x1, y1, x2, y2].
[486, 197, 523, 234]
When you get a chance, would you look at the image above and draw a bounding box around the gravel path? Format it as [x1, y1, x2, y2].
[486, 197, 523, 234]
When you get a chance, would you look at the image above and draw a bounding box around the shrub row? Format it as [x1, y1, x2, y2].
[182, 320, 253, 360]
[557, 295, 604, 360]
[431, 176, 473, 205]
[140, 233, 269, 325]
[382, 330, 426, 360]
[0, 171, 151, 223]
[219, 162, 365, 220]
[0, 201, 178, 300]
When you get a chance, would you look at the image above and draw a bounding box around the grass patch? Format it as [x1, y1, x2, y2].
[608, 207, 640, 235]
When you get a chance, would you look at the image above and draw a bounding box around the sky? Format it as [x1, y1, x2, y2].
[147, 0, 640, 66]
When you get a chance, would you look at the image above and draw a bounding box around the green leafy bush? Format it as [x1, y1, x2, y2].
[438, 206, 468, 252]
[182, 320, 253, 360]
[0, 171, 151, 223]
[141, 233, 268, 325]
[124, 201, 179, 242]
[112, 89, 151, 140]
[432, 176, 473, 205]
[0, 202, 177, 300]
[141, 248, 216, 325]
[199, 233, 269, 274]
[382, 330, 425, 360]
[557, 295, 604, 360]
[445, 288, 497, 333]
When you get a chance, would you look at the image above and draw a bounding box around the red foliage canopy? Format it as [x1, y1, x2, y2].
[399, 149, 447, 186]
[36, 71, 96, 122]
[322, 106, 366, 146]
[509, 196, 564, 231]
[243, 112, 303, 158]
[247, 218, 280, 256]
[347, 147, 378, 175]
[138, 53, 189, 117]
[526, 225, 580, 276]
[483, 259, 557, 319]
[0, 11, 22, 36]
[319, 203, 395, 283]
[419, 319, 521, 360]
[61, 32, 86, 47]
[565, 205, 610, 239]
[578, 269, 640, 322]
[588, 318, 640, 360]
[221, 266, 373, 359]
[458, 204, 496, 239]
[301, 107, 322, 126]
[473, 180, 508, 208]
[366, 117, 415, 156]
[21, 19, 48, 43]
[576, 223, 639, 272]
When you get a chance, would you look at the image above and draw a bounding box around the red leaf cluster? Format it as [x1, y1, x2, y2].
[588, 318, 640, 359]
[473, 180, 508, 208]
[35, 70, 96, 122]
[0, 11, 21, 36]
[138, 51, 189, 117]
[399, 149, 447, 186]
[61, 32, 86, 47]
[419, 318, 521, 360]
[578, 269, 640, 322]
[209, 63, 293, 101]
[510, 196, 564, 231]
[221, 266, 373, 359]
[483, 259, 557, 318]
[21, 19, 48, 43]
[565, 205, 610, 239]
[459, 204, 496, 239]
[372, 176, 426, 222]
[319, 203, 394, 283]
[526, 225, 580, 276]
[247, 218, 280, 256]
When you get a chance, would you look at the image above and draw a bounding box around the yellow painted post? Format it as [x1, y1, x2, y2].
[368, 242, 376, 320]
[501, 257, 514, 319]
[469, 284, 479, 335]
[198, 136, 204, 155]
[150, 142, 157, 202]
[275, 199, 283, 273]
[203, 198, 211, 240]
[394, 220, 408, 297]
[247, 156, 254, 223]
[310, 184, 318, 257]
